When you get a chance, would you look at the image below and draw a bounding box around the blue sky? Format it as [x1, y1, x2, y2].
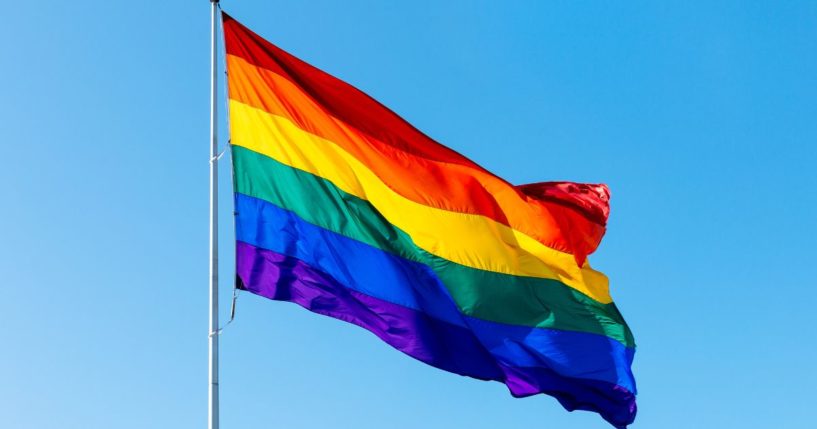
[2, 1, 816, 428]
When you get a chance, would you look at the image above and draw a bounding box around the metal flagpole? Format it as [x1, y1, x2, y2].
[208, 1, 220, 429]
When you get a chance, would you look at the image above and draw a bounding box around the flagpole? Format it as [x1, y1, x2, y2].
[208, 1, 220, 429]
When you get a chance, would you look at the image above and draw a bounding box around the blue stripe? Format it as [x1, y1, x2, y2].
[237, 241, 636, 428]
[235, 192, 636, 392]
[236, 191, 466, 327]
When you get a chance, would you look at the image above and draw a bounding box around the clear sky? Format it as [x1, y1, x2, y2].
[2, 1, 816, 428]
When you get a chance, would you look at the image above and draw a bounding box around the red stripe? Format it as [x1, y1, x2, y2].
[222, 12, 609, 264]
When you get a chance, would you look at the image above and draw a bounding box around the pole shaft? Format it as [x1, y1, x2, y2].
[208, 2, 219, 429]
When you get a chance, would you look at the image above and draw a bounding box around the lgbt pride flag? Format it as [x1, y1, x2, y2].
[224, 12, 636, 428]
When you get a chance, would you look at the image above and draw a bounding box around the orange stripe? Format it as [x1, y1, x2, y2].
[226, 53, 605, 261]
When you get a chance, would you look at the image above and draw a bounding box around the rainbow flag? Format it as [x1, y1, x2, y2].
[224, 12, 636, 428]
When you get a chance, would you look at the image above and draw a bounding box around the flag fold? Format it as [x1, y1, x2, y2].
[224, 11, 636, 428]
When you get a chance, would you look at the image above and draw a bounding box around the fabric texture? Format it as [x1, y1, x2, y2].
[223, 11, 636, 428]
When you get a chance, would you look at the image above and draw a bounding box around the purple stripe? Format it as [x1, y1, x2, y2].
[237, 241, 636, 428]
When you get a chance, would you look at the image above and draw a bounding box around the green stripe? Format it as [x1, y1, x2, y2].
[232, 145, 635, 347]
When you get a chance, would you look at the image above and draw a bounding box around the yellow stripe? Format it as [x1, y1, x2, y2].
[229, 99, 612, 304]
